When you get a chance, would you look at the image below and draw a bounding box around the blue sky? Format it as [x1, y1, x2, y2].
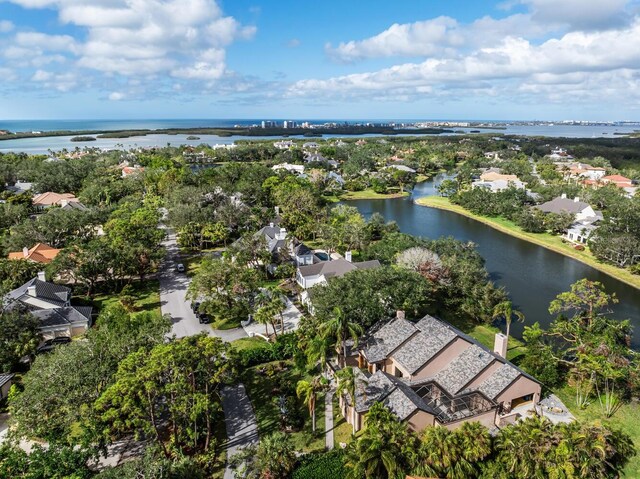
[1, 0, 640, 120]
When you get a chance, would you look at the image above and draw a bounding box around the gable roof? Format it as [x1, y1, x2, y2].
[32, 306, 92, 328]
[392, 316, 458, 374]
[293, 243, 312, 256]
[363, 318, 417, 363]
[433, 344, 495, 395]
[6, 277, 71, 306]
[8, 243, 61, 263]
[298, 258, 381, 280]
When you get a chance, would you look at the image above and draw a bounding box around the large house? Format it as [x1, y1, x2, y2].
[296, 256, 381, 289]
[337, 314, 542, 432]
[472, 171, 526, 192]
[8, 243, 61, 264]
[5, 273, 92, 339]
[32, 192, 81, 210]
[535, 194, 602, 243]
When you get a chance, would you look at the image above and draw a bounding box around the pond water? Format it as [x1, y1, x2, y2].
[349, 174, 640, 346]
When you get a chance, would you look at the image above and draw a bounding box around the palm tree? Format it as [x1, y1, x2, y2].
[256, 431, 297, 478]
[265, 287, 287, 334]
[336, 366, 357, 433]
[296, 376, 326, 432]
[492, 300, 525, 351]
[320, 307, 363, 365]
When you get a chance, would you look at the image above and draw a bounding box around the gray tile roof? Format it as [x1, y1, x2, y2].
[298, 258, 380, 279]
[7, 278, 70, 306]
[536, 197, 592, 215]
[434, 345, 495, 395]
[393, 316, 457, 374]
[255, 225, 280, 241]
[293, 243, 312, 256]
[363, 318, 417, 363]
[32, 306, 92, 328]
[477, 363, 522, 400]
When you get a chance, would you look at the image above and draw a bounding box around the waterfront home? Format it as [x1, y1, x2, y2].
[296, 256, 381, 289]
[4, 273, 92, 339]
[385, 164, 417, 174]
[535, 194, 602, 243]
[32, 192, 81, 210]
[7, 243, 61, 264]
[336, 313, 541, 432]
[472, 171, 526, 192]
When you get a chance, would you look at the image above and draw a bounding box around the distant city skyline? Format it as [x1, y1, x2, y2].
[1, 0, 640, 120]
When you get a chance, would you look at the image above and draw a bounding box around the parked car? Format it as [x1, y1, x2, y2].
[191, 301, 201, 313]
[199, 314, 211, 324]
[176, 263, 185, 273]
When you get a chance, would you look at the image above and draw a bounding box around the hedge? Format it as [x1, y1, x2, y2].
[292, 450, 345, 479]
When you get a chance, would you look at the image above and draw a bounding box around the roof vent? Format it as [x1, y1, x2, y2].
[561, 193, 567, 199]
[37, 271, 46, 281]
[574, 197, 580, 202]
[27, 285, 37, 297]
[23, 247, 29, 258]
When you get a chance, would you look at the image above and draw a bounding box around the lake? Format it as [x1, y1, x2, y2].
[349, 175, 640, 346]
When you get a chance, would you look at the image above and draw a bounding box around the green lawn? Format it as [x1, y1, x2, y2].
[209, 315, 242, 330]
[243, 361, 326, 453]
[85, 280, 161, 316]
[554, 385, 640, 477]
[340, 189, 410, 201]
[231, 336, 269, 352]
[331, 398, 355, 448]
[416, 196, 640, 290]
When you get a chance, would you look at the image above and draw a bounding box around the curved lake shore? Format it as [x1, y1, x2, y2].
[415, 195, 640, 291]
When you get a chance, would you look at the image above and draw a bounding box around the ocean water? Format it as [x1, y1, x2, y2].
[0, 119, 638, 154]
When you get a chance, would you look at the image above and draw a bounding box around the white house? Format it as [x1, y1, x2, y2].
[272, 163, 305, 175]
[5, 273, 92, 339]
[296, 257, 381, 289]
[274, 140, 294, 150]
[535, 194, 602, 243]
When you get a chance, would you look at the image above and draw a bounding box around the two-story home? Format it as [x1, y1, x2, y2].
[296, 256, 381, 289]
[535, 194, 603, 243]
[4, 273, 92, 339]
[338, 313, 542, 433]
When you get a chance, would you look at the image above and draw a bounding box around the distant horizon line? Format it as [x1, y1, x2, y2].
[2, 117, 639, 123]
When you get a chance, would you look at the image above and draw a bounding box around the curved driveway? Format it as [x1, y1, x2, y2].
[160, 231, 247, 342]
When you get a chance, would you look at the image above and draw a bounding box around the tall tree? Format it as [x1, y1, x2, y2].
[492, 300, 525, 351]
[296, 376, 326, 432]
[320, 307, 363, 364]
[0, 309, 41, 372]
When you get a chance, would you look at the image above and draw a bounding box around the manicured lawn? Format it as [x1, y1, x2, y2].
[341, 189, 410, 200]
[87, 280, 161, 316]
[416, 196, 640, 290]
[231, 336, 269, 352]
[555, 385, 640, 478]
[243, 361, 326, 453]
[209, 315, 242, 330]
[332, 398, 355, 447]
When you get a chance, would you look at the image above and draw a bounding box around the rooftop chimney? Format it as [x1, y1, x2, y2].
[269, 222, 274, 228]
[274, 206, 280, 215]
[574, 197, 580, 202]
[345, 251, 352, 262]
[494, 333, 508, 358]
[561, 193, 567, 199]
[396, 310, 406, 320]
[27, 285, 37, 297]
[23, 247, 29, 258]
[60, 199, 68, 207]
[37, 271, 46, 282]
[277, 227, 287, 240]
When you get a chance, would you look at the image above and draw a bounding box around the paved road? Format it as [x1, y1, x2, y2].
[221, 384, 259, 479]
[160, 231, 247, 341]
[325, 391, 334, 450]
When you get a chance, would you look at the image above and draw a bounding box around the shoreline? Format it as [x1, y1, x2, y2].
[415, 196, 640, 291]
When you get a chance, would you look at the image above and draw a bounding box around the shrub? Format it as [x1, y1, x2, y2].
[292, 450, 345, 479]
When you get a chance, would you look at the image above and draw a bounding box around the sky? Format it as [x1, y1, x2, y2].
[1, 0, 640, 120]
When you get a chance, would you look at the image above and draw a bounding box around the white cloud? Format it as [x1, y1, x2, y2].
[290, 17, 640, 105]
[108, 91, 125, 101]
[0, 20, 14, 32]
[522, 0, 631, 30]
[4, 0, 256, 96]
